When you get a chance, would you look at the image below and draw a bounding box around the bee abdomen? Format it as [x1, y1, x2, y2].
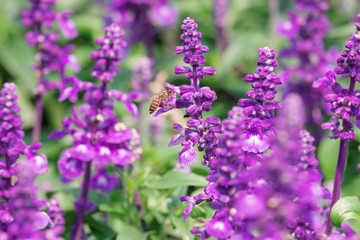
[149, 105, 157, 114]
[149, 99, 160, 114]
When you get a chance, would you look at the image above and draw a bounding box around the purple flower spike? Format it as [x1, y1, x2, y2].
[3, 162, 47, 239]
[195, 92, 327, 239]
[52, 24, 141, 240]
[22, 0, 79, 143]
[164, 19, 223, 234]
[320, 14, 360, 235]
[131, 57, 155, 102]
[0, 83, 26, 158]
[0, 83, 63, 239]
[91, 24, 127, 83]
[99, 0, 178, 57]
[238, 46, 282, 153]
[279, 0, 335, 144]
[155, 17, 221, 167]
[320, 15, 360, 140]
[58, 10, 78, 39]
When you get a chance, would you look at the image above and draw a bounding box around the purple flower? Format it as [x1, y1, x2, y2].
[58, 149, 84, 180]
[22, 0, 79, 143]
[316, 14, 360, 235]
[47, 197, 65, 227]
[185, 47, 330, 239]
[198, 107, 326, 239]
[149, 3, 178, 28]
[89, 168, 119, 193]
[58, 10, 78, 39]
[180, 194, 213, 222]
[100, 0, 178, 56]
[0, 83, 26, 158]
[213, 0, 229, 52]
[131, 57, 155, 102]
[317, 16, 360, 140]
[279, 0, 335, 144]
[237, 47, 282, 154]
[156, 17, 221, 167]
[52, 24, 141, 239]
[205, 217, 232, 239]
[55, 25, 141, 176]
[3, 161, 49, 239]
[0, 83, 62, 239]
[22, 0, 79, 89]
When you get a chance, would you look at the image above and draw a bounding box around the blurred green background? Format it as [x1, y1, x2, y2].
[1, 0, 360, 239]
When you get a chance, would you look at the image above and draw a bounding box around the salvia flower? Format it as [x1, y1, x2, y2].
[22, 0, 79, 142]
[274, 94, 330, 239]
[313, 14, 360, 235]
[0, 83, 62, 239]
[51, 24, 141, 239]
[0, 83, 48, 201]
[0, 83, 26, 161]
[131, 57, 155, 102]
[191, 96, 326, 239]
[237, 47, 282, 154]
[47, 197, 65, 227]
[278, 0, 335, 144]
[315, 14, 360, 140]
[99, 0, 178, 57]
[3, 161, 48, 239]
[52, 23, 140, 190]
[156, 17, 220, 166]
[185, 47, 330, 239]
[22, 0, 79, 92]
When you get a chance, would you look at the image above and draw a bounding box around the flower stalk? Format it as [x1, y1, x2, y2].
[325, 138, 348, 234]
[74, 161, 92, 240]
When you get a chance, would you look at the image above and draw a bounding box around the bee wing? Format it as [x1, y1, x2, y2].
[150, 92, 161, 100]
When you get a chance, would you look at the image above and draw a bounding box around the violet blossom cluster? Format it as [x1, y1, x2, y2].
[278, 0, 335, 143]
[314, 14, 360, 140]
[50, 23, 141, 239]
[131, 57, 155, 102]
[185, 47, 282, 239]
[155, 17, 219, 166]
[51, 23, 140, 195]
[22, 0, 80, 142]
[237, 47, 282, 154]
[313, 13, 360, 235]
[274, 94, 330, 239]
[22, 0, 79, 96]
[185, 47, 330, 239]
[0, 83, 63, 239]
[98, 0, 178, 57]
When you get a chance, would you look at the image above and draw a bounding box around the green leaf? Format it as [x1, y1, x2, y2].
[331, 196, 360, 233]
[0, 40, 36, 92]
[143, 171, 207, 189]
[86, 216, 117, 239]
[170, 213, 193, 240]
[189, 205, 206, 219]
[318, 137, 340, 180]
[98, 204, 124, 215]
[112, 218, 148, 240]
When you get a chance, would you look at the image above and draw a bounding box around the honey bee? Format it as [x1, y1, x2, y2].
[149, 88, 174, 114]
